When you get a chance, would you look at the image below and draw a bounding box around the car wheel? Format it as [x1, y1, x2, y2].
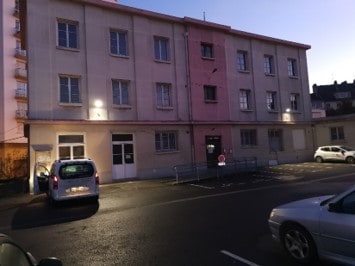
[315, 156, 323, 163]
[346, 157, 355, 164]
[281, 225, 317, 265]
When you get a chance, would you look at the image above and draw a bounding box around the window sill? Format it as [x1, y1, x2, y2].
[201, 56, 215, 61]
[288, 75, 299, 79]
[265, 73, 276, 77]
[59, 102, 82, 107]
[154, 59, 171, 64]
[110, 53, 129, 59]
[113, 104, 132, 109]
[267, 110, 279, 113]
[204, 100, 217, 104]
[156, 106, 173, 111]
[155, 150, 179, 155]
[238, 70, 250, 74]
[240, 109, 253, 112]
[56, 46, 80, 52]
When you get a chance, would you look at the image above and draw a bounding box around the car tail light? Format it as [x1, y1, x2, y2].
[53, 175, 58, 190]
[95, 172, 99, 185]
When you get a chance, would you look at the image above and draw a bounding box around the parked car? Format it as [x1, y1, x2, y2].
[34, 159, 99, 205]
[0, 233, 62, 266]
[268, 185, 355, 265]
[314, 145, 355, 164]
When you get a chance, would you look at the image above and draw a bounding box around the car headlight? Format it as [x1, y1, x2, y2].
[269, 209, 276, 219]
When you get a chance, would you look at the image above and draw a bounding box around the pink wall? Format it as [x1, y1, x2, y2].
[187, 26, 230, 121]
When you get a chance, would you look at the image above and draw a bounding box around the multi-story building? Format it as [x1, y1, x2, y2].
[0, 0, 27, 179]
[20, 0, 313, 191]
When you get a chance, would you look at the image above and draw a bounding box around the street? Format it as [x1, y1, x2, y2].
[1, 162, 355, 265]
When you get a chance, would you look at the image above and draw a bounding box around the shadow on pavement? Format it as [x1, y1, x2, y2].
[11, 195, 99, 229]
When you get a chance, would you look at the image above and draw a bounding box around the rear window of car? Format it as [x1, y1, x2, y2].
[59, 163, 94, 179]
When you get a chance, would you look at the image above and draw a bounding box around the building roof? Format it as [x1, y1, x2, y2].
[311, 81, 355, 101]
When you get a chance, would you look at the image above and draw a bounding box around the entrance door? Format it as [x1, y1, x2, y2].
[112, 134, 136, 180]
[205, 136, 222, 167]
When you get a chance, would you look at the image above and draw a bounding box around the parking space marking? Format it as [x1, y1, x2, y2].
[221, 250, 260, 266]
[189, 184, 215, 190]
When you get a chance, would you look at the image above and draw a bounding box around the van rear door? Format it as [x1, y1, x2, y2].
[33, 162, 49, 195]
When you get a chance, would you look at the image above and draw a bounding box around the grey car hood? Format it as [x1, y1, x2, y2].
[277, 195, 333, 210]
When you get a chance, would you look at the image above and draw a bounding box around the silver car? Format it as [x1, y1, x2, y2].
[268, 186, 355, 265]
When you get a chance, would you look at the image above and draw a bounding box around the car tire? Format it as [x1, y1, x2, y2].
[315, 156, 323, 163]
[346, 156, 355, 164]
[281, 224, 317, 265]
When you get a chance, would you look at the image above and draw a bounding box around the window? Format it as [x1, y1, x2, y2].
[287, 58, 298, 76]
[155, 131, 177, 152]
[201, 42, 214, 58]
[57, 20, 78, 49]
[264, 55, 274, 75]
[204, 85, 217, 102]
[330, 127, 344, 141]
[237, 51, 248, 71]
[266, 91, 277, 111]
[112, 80, 129, 105]
[290, 93, 299, 111]
[110, 30, 128, 56]
[268, 129, 283, 152]
[156, 83, 172, 107]
[58, 134, 85, 160]
[241, 129, 257, 147]
[59, 76, 80, 103]
[154, 37, 169, 61]
[240, 89, 251, 110]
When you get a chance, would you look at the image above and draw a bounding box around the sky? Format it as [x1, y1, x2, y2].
[119, 0, 355, 92]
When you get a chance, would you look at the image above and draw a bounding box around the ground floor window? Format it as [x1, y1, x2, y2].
[155, 131, 177, 152]
[330, 126, 344, 141]
[268, 129, 283, 152]
[240, 129, 257, 147]
[58, 134, 85, 160]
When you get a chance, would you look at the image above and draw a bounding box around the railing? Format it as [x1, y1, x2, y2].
[15, 88, 27, 98]
[173, 157, 257, 184]
[15, 109, 28, 119]
[15, 48, 27, 58]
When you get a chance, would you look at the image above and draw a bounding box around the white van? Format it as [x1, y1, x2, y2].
[34, 159, 99, 205]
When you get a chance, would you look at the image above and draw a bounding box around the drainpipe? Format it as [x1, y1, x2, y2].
[184, 27, 195, 164]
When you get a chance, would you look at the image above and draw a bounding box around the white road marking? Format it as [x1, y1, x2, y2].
[221, 250, 260, 266]
[189, 184, 215, 189]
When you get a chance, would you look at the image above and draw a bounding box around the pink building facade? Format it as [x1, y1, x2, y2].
[20, 0, 313, 190]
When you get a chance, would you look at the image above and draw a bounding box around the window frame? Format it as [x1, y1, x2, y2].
[204, 85, 217, 102]
[237, 50, 248, 71]
[330, 126, 345, 141]
[240, 89, 251, 110]
[112, 79, 130, 106]
[57, 19, 79, 49]
[266, 91, 277, 111]
[155, 131, 178, 152]
[59, 75, 81, 104]
[264, 55, 275, 75]
[287, 58, 298, 77]
[240, 129, 257, 147]
[201, 42, 214, 59]
[110, 29, 128, 56]
[290, 93, 300, 111]
[268, 129, 284, 152]
[57, 134, 85, 160]
[154, 36, 170, 62]
[156, 83, 172, 108]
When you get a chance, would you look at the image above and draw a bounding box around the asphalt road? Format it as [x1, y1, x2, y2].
[1, 162, 354, 265]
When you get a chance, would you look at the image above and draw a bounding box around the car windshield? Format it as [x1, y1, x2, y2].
[340, 146, 355, 151]
[59, 163, 94, 179]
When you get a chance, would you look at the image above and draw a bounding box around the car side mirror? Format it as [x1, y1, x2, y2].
[37, 257, 63, 266]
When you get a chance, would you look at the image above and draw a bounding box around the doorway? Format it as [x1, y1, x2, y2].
[205, 136, 221, 167]
[112, 134, 136, 179]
